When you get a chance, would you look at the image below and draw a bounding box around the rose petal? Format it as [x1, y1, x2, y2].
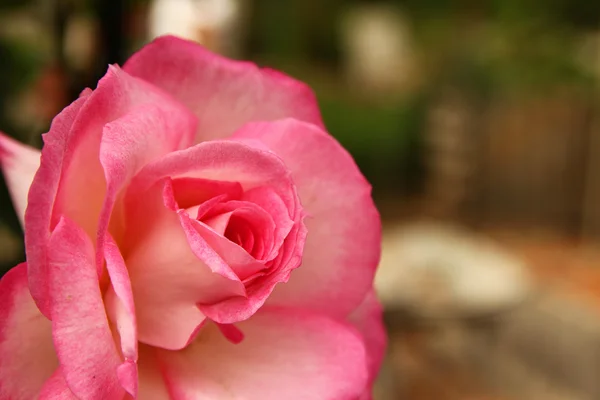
[126, 139, 299, 278]
[39, 370, 78, 400]
[196, 272, 286, 324]
[159, 184, 299, 324]
[357, 393, 374, 400]
[124, 179, 245, 350]
[201, 200, 276, 260]
[236, 223, 256, 255]
[128, 140, 296, 210]
[137, 346, 171, 400]
[0, 263, 58, 400]
[157, 307, 369, 400]
[24, 90, 91, 317]
[194, 220, 306, 323]
[97, 67, 197, 265]
[117, 360, 138, 398]
[348, 290, 387, 393]
[26, 66, 195, 316]
[192, 217, 265, 282]
[104, 235, 137, 362]
[39, 368, 78, 400]
[233, 119, 381, 318]
[0, 133, 40, 227]
[216, 323, 245, 344]
[123, 141, 305, 325]
[171, 176, 242, 209]
[198, 187, 295, 262]
[124, 35, 324, 143]
[47, 217, 124, 399]
[53, 67, 195, 240]
[103, 235, 139, 397]
[266, 215, 307, 283]
[200, 209, 234, 234]
[241, 186, 294, 259]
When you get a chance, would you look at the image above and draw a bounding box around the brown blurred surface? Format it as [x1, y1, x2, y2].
[378, 226, 600, 400]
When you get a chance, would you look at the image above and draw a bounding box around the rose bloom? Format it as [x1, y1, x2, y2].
[0, 36, 385, 400]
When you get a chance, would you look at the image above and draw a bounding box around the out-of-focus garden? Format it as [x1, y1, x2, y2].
[2, 1, 600, 399]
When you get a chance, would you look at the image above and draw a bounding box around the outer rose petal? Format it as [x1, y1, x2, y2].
[157, 307, 369, 400]
[0, 263, 58, 400]
[233, 119, 381, 318]
[26, 66, 196, 317]
[47, 217, 124, 399]
[24, 88, 92, 317]
[348, 290, 387, 396]
[39, 369, 78, 400]
[52, 67, 195, 240]
[97, 68, 197, 265]
[0, 133, 40, 227]
[123, 35, 324, 143]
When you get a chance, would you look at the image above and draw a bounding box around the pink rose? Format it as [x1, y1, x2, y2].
[0, 36, 385, 399]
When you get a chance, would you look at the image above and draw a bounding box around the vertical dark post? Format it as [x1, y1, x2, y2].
[50, 0, 80, 107]
[94, 0, 127, 77]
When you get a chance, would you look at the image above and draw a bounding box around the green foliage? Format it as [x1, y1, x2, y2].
[0, 0, 36, 10]
[0, 37, 42, 250]
[0, 37, 43, 135]
[249, 0, 308, 59]
[318, 92, 429, 194]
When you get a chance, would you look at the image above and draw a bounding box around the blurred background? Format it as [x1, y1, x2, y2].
[1, 0, 600, 399]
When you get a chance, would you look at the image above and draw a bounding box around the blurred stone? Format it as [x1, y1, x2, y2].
[381, 228, 600, 400]
[493, 293, 600, 399]
[472, 331, 588, 400]
[375, 222, 532, 318]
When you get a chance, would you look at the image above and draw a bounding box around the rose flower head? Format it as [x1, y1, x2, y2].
[0, 36, 385, 400]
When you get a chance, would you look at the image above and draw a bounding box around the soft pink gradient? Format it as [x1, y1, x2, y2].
[122, 36, 325, 142]
[0, 135, 40, 227]
[0, 35, 385, 399]
[0, 264, 57, 399]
